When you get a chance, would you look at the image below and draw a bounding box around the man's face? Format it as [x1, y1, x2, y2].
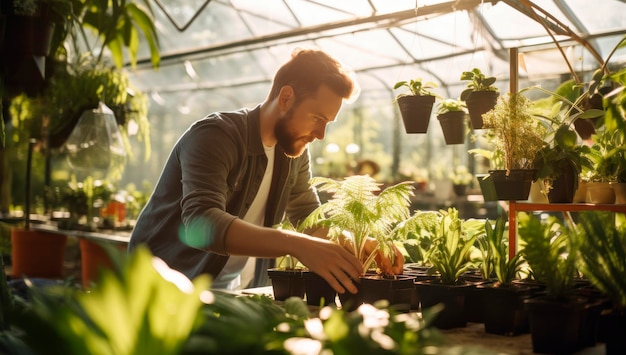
[275, 85, 343, 158]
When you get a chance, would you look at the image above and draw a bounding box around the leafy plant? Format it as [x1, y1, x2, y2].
[460, 68, 498, 101]
[449, 165, 473, 186]
[393, 78, 439, 98]
[528, 83, 601, 192]
[478, 216, 524, 286]
[397, 208, 481, 284]
[481, 91, 547, 172]
[517, 212, 578, 301]
[575, 211, 626, 311]
[300, 175, 414, 275]
[435, 98, 467, 115]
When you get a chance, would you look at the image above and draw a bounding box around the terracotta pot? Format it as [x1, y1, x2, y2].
[610, 182, 626, 204]
[11, 228, 67, 279]
[573, 179, 588, 203]
[397, 95, 435, 134]
[80, 239, 126, 289]
[586, 182, 615, 204]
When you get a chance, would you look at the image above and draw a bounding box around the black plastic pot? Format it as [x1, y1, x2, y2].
[338, 273, 416, 312]
[303, 271, 336, 307]
[415, 279, 472, 329]
[489, 169, 537, 201]
[465, 90, 498, 129]
[397, 95, 436, 134]
[267, 268, 305, 301]
[437, 111, 467, 145]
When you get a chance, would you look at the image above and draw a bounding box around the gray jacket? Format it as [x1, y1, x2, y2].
[128, 105, 320, 284]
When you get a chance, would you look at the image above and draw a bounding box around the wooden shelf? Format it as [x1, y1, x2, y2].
[507, 202, 626, 259]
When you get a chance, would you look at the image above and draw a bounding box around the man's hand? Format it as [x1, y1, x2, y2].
[363, 238, 405, 276]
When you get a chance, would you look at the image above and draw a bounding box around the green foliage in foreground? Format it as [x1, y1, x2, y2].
[0, 246, 454, 355]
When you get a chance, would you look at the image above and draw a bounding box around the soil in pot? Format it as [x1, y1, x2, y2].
[338, 273, 416, 312]
[397, 95, 435, 134]
[267, 268, 305, 301]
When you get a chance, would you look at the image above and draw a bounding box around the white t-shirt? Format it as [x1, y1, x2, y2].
[212, 145, 275, 290]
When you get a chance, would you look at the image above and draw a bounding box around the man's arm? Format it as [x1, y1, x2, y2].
[224, 218, 361, 294]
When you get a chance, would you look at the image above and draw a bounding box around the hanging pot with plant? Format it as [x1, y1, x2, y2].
[435, 99, 468, 145]
[393, 78, 440, 134]
[460, 68, 499, 129]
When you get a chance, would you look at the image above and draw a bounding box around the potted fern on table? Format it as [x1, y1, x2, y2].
[299, 175, 416, 311]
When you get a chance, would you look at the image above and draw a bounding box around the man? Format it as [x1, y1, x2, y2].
[129, 48, 402, 294]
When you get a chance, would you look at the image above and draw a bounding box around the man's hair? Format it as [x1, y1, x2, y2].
[268, 48, 358, 104]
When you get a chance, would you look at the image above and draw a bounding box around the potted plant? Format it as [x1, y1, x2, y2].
[449, 165, 474, 196]
[518, 212, 594, 354]
[300, 175, 416, 311]
[405, 208, 482, 329]
[435, 98, 468, 145]
[530, 83, 599, 203]
[266, 219, 306, 301]
[480, 91, 547, 200]
[575, 211, 626, 354]
[393, 77, 440, 134]
[475, 215, 532, 336]
[460, 68, 499, 129]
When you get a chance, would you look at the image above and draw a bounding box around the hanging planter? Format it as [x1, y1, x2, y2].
[459, 68, 499, 129]
[397, 95, 436, 134]
[393, 78, 440, 134]
[435, 99, 467, 145]
[465, 91, 499, 129]
[437, 111, 467, 145]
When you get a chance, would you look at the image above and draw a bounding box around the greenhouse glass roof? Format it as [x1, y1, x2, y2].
[123, 0, 626, 185]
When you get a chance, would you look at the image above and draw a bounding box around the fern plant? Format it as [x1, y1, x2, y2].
[300, 175, 414, 275]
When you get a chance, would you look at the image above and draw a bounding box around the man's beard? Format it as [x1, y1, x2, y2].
[275, 107, 309, 158]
